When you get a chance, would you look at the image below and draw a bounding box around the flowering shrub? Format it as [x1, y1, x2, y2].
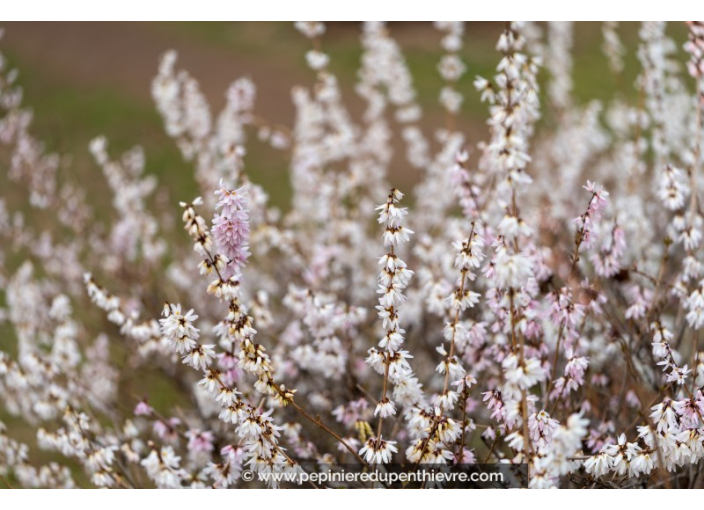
[1, 21, 704, 489]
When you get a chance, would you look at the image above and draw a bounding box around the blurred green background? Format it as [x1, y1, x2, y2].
[0, 21, 689, 211]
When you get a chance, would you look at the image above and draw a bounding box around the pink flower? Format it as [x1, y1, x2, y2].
[134, 401, 154, 416]
[212, 181, 250, 278]
[186, 429, 215, 454]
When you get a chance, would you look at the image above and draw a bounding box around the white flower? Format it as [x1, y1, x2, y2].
[498, 214, 532, 240]
[374, 398, 396, 418]
[376, 202, 408, 227]
[685, 286, 704, 329]
[379, 329, 404, 351]
[359, 437, 398, 464]
[294, 21, 325, 39]
[553, 413, 589, 453]
[493, 250, 533, 289]
[215, 387, 241, 406]
[159, 304, 200, 353]
[630, 452, 655, 476]
[436, 417, 461, 444]
[439, 87, 463, 113]
[680, 220, 703, 250]
[183, 344, 216, 371]
[584, 452, 612, 477]
[438, 54, 466, 82]
[305, 50, 329, 71]
[434, 390, 459, 411]
[503, 354, 546, 389]
[382, 226, 414, 246]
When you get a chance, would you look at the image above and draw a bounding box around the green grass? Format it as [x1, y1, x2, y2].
[3, 48, 195, 210]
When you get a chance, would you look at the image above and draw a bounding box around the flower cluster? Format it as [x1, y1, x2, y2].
[2, 21, 704, 490]
[212, 182, 250, 278]
[362, 189, 416, 466]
